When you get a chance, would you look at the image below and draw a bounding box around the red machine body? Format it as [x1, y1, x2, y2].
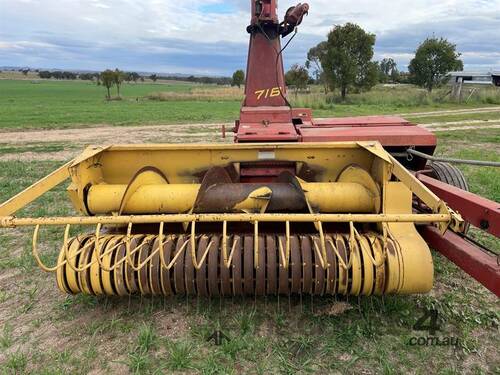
[236, 1, 435, 170]
[233, 1, 499, 296]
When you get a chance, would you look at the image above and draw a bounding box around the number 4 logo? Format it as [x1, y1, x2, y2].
[414, 308, 441, 335]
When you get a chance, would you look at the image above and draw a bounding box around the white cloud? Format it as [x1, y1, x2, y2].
[0, 0, 499, 73]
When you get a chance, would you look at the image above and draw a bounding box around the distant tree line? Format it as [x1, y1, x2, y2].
[150, 74, 232, 85]
[37, 70, 144, 82]
[38, 71, 80, 80]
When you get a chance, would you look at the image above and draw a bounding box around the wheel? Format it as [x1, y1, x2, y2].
[427, 161, 470, 233]
[428, 162, 469, 191]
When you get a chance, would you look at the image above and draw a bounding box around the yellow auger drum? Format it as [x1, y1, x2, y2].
[0, 142, 464, 297]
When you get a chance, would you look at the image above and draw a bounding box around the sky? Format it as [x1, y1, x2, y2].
[0, 0, 499, 75]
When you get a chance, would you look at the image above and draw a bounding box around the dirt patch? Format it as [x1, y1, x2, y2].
[430, 124, 500, 132]
[0, 150, 79, 162]
[421, 119, 500, 128]
[154, 310, 190, 339]
[401, 106, 500, 118]
[313, 301, 353, 317]
[0, 123, 231, 145]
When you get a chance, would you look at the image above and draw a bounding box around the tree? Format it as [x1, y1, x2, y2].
[285, 64, 310, 94]
[38, 71, 52, 79]
[320, 23, 378, 99]
[149, 74, 158, 82]
[100, 70, 115, 99]
[126, 72, 140, 83]
[231, 70, 245, 88]
[408, 37, 463, 92]
[306, 41, 328, 93]
[114, 69, 125, 97]
[379, 58, 399, 83]
[79, 73, 96, 81]
[62, 71, 77, 80]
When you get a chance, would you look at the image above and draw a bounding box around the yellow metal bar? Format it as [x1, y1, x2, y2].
[87, 182, 376, 215]
[0, 160, 72, 216]
[95, 142, 371, 152]
[0, 213, 451, 228]
[389, 155, 464, 233]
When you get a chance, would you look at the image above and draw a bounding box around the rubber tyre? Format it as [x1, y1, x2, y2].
[427, 161, 470, 233]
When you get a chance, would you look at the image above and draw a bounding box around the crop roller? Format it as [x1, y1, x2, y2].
[0, 143, 463, 297]
[2, 0, 496, 299]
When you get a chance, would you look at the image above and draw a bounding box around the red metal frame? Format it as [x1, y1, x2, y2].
[420, 226, 500, 297]
[236, 1, 437, 154]
[417, 174, 500, 237]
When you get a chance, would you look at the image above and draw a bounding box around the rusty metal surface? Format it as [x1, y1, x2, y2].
[244, 236, 254, 295]
[160, 238, 173, 296]
[138, 240, 151, 295]
[184, 237, 196, 295]
[208, 236, 220, 296]
[196, 237, 209, 297]
[232, 236, 243, 296]
[125, 237, 140, 294]
[114, 243, 128, 296]
[325, 238, 336, 294]
[194, 182, 307, 213]
[301, 236, 313, 294]
[149, 245, 162, 295]
[174, 236, 186, 295]
[290, 236, 301, 294]
[313, 237, 325, 295]
[278, 236, 289, 295]
[266, 236, 277, 295]
[255, 237, 266, 296]
[220, 236, 232, 296]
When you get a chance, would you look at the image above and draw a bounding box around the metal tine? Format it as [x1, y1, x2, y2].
[188, 221, 214, 270]
[286, 221, 291, 266]
[326, 237, 352, 271]
[33, 224, 91, 272]
[162, 238, 190, 270]
[123, 223, 161, 272]
[32, 224, 66, 272]
[311, 237, 326, 270]
[65, 227, 123, 273]
[317, 221, 327, 269]
[191, 221, 197, 266]
[349, 222, 384, 268]
[193, 239, 215, 270]
[254, 220, 259, 269]
[222, 221, 228, 268]
[225, 236, 239, 269]
[276, 222, 292, 270]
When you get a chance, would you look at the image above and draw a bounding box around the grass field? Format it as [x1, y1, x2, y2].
[0, 79, 499, 374]
[1, 79, 499, 130]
